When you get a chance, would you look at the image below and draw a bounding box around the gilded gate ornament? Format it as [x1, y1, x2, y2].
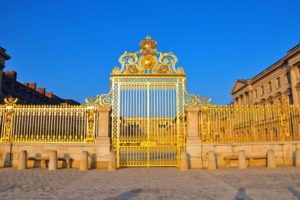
[114, 36, 183, 74]
[1, 97, 18, 142]
[278, 96, 291, 141]
[84, 106, 96, 143]
[105, 36, 191, 167]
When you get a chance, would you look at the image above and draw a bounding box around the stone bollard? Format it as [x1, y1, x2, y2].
[180, 151, 188, 171]
[18, 150, 27, 170]
[108, 151, 116, 171]
[267, 149, 276, 168]
[238, 150, 247, 170]
[80, 151, 89, 171]
[48, 151, 58, 170]
[208, 151, 217, 170]
[296, 149, 300, 167]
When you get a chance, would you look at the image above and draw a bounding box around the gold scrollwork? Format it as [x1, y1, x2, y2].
[118, 51, 139, 74]
[85, 106, 96, 143]
[85, 92, 112, 108]
[278, 96, 291, 141]
[1, 97, 18, 142]
[185, 92, 211, 107]
[111, 36, 185, 75]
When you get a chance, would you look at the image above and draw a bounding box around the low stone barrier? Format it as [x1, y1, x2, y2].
[238, 150, 247, 170]
[296, 149, 300, 167]
[267, 149, 276, 168]
[208, 151, 217, 170]
[108, 151, 116, 171]
[80, 151, 89, 171]
[180, 151, 188, 171]
[18, 150, 27, 170]
[49, 150, 58, 170]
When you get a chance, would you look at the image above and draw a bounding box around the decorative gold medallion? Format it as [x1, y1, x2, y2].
[139, 54, 158, 70]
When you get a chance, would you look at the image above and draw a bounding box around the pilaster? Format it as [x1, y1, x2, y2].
[96, 107, 111, 160]
[185, 107, 202, 168]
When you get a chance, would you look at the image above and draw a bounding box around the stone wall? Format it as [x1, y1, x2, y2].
[0, 143, 111, 169]
[1, 141, 300, 170]
[188, 141, 300, 169]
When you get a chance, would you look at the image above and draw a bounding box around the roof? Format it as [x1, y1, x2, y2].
[231, 43, 300, 94]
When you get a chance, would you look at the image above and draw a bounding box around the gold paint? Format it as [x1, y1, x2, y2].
[84, 106, 96, 143]
[198, 102, 300, 143]
[114, 36, 183, 75]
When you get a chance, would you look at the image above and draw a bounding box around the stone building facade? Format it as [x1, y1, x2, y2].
[231, 43, 300, 105]
[0, 47, 79, 105]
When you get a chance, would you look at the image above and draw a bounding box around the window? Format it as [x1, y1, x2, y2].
[261, 85, 264, 96]
[268, 82, 272, 92]
[276, 77, 281, 88]
[289, 95, 293, 104]
[254, 89, 258, 98]
[286, 72, 291, 84]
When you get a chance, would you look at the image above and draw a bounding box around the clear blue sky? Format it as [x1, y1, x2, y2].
[1, 0, 299, 104]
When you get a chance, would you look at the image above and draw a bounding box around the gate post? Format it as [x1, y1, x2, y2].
[96, 107, 111, 169]
[186, 107, 201, 168]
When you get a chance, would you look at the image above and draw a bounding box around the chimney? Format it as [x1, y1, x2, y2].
[4, 71, 17, 81]
[24, 82, 37, 90]
[37, 87, 46, 95]
[45, 92, 53, 98]
[0, 47, 11, 70]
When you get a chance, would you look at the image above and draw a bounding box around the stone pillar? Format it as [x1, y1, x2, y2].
[80, 151, 89, 171]
[296, 149, 300, 167]
[108, 151, 116, 171]
[238, 150, 247, 170]
[267, 149, 276, 168]
[208, 151, 217, 170]
[180, 151, 188, 171]
[96, 107, 111, 168]
[186, 107, 201, 168]
[48, 151, 57, 170]
[18, 150, 27, 170]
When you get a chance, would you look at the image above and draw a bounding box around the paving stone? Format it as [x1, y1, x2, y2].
[0, 167, 300, 199]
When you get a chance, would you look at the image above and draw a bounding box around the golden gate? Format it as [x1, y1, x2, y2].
[104, 36, 187, 167]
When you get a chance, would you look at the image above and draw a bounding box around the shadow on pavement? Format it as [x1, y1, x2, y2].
[105, 188, 143, 200]
[234, 188, 253, 200]
[288, 187, 300, 200]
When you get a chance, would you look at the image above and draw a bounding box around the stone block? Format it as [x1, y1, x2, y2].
[296, 149, 300, 167]
[80, 151, 89, 171]
[238, 150, 247, 170]
[180, 151, 188, 171]
[267, 149, 276, 168]
[18, 150, 27, 170]
[108, 151, 116, 171]
[208, 151, 217, 170]
[49, 150, 58, 170]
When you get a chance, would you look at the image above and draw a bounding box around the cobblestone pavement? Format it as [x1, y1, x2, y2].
[0, 167, 300, 200]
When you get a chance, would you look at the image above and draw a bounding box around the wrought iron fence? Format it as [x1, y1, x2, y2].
[0, 97, 99, 143]
[198, 100, 300, 142]
[2, 96, 300, 144]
